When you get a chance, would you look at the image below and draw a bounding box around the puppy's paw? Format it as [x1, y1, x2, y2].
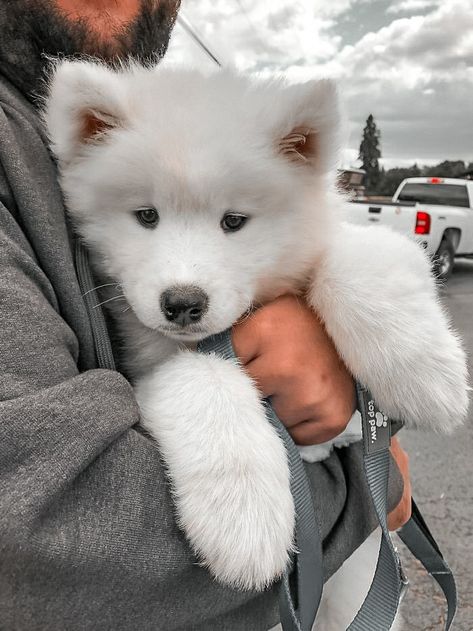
[181, 448, 295, 591]
[135, 351, 295, 590]
[310, 223, 470, 433]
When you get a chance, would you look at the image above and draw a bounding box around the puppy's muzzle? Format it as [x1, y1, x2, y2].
[160, 285, 209, 327]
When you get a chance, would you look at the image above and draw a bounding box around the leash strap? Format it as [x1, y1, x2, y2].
[346, 385, 406, 631]
[74, 240, 116, 371]
[398, 500, 457, 629]
[351, 393, 456, 630]
[198, 332, 404, 631]
[74, 241, 456, 631]
[198, 333, 457, 631]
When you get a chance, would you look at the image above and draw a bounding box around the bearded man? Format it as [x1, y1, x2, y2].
[0, 2, 410, 629]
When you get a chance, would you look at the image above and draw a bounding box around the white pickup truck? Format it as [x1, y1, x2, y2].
[345, 177, 473, 278]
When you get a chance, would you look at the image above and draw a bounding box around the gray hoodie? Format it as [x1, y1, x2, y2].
[0, 60, 402, 631]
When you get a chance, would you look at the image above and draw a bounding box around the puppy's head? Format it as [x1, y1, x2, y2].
[45, 60, 341, 341]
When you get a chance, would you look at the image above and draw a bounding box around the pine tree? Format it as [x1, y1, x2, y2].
[359, 114, 382, 192]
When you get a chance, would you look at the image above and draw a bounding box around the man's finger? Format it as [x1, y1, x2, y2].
[288, 419, 341, 446]
[240, 356, 278, 397]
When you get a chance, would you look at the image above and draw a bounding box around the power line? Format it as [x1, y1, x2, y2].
[234, 0, 266, 51]
[176, 14, 222, 67]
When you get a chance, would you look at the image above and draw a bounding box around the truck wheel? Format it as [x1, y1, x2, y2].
[433, 239, 455, 280]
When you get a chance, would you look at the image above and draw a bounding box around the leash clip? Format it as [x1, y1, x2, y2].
[394, 546, 410, 604]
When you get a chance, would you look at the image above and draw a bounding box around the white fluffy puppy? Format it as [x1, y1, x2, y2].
[45, 61, 468, 601]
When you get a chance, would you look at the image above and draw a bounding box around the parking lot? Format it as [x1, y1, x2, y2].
[398, 259, 473, 630]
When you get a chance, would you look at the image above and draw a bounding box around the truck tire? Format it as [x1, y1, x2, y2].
[433, 239, 455, 280]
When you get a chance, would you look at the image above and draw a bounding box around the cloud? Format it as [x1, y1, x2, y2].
[387, 0, 440, 15]
[333, 0, 473, 163]
[168, 0, 344, 70]
[165, 0, 473, 166]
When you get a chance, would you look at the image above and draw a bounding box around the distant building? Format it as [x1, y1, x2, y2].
[338, 168, 366, 197]
[459, 167, 473, 180]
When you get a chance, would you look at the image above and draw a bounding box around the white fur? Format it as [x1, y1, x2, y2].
[135, 352, 295, 590]
[44, 60, 468, 617]
[309, 222, 469, 433]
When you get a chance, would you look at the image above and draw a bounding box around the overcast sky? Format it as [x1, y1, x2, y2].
[165, 0, 473, 169]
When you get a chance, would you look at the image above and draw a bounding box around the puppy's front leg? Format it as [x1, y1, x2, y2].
[135, 351, 295, 591]
[308, 222, 469, 433]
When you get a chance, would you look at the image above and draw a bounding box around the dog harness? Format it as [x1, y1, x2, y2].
[75, 240, 457, 631]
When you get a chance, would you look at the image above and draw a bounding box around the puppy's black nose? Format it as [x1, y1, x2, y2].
[160, 286, 209, 326]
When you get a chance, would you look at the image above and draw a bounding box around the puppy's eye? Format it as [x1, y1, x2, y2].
[135, 207, 159, 229]
[221, 212, 248, 233]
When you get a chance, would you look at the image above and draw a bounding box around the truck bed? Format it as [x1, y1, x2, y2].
[349, 199, 416, 207]
[344, 199, 419, 240]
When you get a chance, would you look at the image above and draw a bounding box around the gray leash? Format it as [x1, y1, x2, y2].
[74, 240, 457, 631]
[199, 331, 405, 631]
[398, 500, 457, 630]
[75, 240, 116, 371]
[198, 333, 457, 631]
[347, 386, 407, 631]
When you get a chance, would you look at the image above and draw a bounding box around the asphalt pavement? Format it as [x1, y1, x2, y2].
[397, 259, 473, 630]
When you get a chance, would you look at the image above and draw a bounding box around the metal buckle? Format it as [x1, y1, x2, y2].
[395, 546, 410, 603]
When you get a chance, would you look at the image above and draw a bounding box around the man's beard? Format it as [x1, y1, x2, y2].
[0, 0, 180, 99]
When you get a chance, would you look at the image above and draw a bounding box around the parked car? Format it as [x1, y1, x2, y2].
[344, 177, 473, 279]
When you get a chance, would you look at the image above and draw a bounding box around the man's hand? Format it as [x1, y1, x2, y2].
[388, 437, 412, 530]
[232, 295, 356, 445]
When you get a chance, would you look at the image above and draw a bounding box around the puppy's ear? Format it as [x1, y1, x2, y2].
[44, 60, 129, 164]
[271, 79, 341, 174]
[278, 126, 319, 165]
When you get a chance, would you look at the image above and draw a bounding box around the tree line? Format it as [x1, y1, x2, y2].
[358, 114, 473, 197]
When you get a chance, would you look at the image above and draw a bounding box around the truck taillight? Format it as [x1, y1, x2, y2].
[415, 211, 431, 235]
